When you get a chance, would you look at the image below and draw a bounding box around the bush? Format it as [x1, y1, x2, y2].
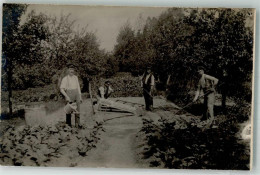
[90, 72, 142, 98]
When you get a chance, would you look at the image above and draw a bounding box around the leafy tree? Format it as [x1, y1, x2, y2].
[68, 30, 107, 91]
[11, 11, 50, 89]
[114, 22, 136, 72]
[2, 4, 27, 115]
[43, 14, 76, 71]
[114, 8, 253, 105]
[183, 9, 253, 105]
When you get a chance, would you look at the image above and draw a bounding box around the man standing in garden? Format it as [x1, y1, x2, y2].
[141, 66, 155, 111]
[60, 64, 82, 127]
[193, 66, 219, 128]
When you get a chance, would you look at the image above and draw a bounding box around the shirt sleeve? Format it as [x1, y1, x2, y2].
[99, 87, 105, 98]
[150, 75, 155, 86]
[60, 76, 67, 90]
[140, 74, 144, 88]
[108, 86, 114, 93]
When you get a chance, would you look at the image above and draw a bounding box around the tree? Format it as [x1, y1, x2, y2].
[69, 31, 105, 90]
[2, 4, 27, 116]
[114, 22, 136, 72]
[184, 9, 253, 105]
[113, 8, 253, 105]
[43, 14, 76, 71]
[42, 14, 115, 92]
[11, 11, 50, 89]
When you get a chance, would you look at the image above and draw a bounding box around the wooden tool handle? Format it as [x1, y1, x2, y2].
[89, 82, 95, 114]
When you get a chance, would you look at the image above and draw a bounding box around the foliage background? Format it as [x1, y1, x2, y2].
[1, 5, 254, 113]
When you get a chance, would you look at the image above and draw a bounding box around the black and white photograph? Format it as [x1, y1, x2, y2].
[0, 3, 255, 170]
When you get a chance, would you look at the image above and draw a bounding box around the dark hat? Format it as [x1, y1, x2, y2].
[67, 63, 75, 69]
[197, 66, 205, 72]
[146, 65, 152, 70]
[105, 81, 111, 85]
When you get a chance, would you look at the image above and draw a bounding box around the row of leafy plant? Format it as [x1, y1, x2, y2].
[0, 121, 104, 166]
[139, 112, 250, 169]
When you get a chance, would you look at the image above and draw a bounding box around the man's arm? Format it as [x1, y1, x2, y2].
[205, 74, 219, 91]
[193, 84, 201, 102]
[140, 74, 144, 88]
[150, 74, 155, 95]
[105, 86, 114, 99]
[99, 87, 105, 99]
[205, 74, 219, 85]
[60, 76, 71, 102]
[108, 86, 114, 93]
[60, 88, 71, 102]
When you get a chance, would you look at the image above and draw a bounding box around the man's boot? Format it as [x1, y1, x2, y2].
[66, 114, 72, 127]
[75, 114, 80, 128]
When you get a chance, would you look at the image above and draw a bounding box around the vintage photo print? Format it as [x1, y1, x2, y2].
[0, 4, 255, 170]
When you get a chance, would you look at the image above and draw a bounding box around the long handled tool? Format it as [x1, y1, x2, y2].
[142, 86, 219, 116]
[89, 82, 96, 115]
[172, 82, 225, 115]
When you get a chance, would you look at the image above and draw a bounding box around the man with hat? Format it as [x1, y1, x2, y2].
[193, 66, 219, 127]
[60, 63, 82, 127]
[141, 66, 155, 111]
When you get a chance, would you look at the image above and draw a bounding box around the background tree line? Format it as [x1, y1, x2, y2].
[114, 8, 254, 106]
[2, 5, 254, 115]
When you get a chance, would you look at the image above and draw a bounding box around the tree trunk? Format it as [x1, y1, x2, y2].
[82, 77, 89, 93]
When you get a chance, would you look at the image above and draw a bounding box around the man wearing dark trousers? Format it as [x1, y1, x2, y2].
[141, 66, 155, 111]
[60, 64, 82, 127]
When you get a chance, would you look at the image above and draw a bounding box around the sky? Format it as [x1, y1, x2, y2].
[21, 4, 168, 51]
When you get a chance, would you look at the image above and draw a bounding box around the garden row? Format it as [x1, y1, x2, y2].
[0, 121, 104, 166]
[135, 105, 250, 169]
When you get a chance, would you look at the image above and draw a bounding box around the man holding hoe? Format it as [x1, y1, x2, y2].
[193, 66, 219, 128]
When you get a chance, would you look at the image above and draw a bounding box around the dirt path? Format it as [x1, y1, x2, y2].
[77, 114, 143, 168]
[22, 97, 172, 168]
[75, 97, 172, 168]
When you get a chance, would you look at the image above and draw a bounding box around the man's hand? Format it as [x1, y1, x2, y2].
[150, 86, 155, 96]
[79, 96, 83, 103]
[65, 96, 71, 102]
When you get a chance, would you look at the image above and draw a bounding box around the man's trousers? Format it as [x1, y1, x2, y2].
[143, 87, 153, 111]
[65, 89, 80, 127]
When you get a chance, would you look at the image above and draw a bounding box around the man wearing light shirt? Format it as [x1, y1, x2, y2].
[60, 64, 82, 127]
[193, 66, 219, 127]
[141, 66, 155, 111]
